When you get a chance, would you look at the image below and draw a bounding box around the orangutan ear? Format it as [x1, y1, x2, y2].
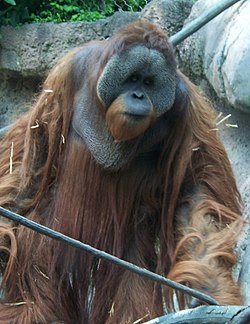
[172, 73, 190, 114]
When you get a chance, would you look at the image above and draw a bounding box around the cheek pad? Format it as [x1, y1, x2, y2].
[97, 46, 177, 114]
[148, 64, 177, 116]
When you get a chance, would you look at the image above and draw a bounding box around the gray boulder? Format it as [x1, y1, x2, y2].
[238, 176, 250, 304]
[0, 12, 139, 78]
[141, 0, 193, 35]
[180, 0, 250, 113]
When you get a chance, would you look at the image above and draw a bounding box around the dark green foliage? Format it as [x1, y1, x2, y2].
[0, 0, 36, 26]
[30, 0, 106, 24]
[0, 0, 147, 26]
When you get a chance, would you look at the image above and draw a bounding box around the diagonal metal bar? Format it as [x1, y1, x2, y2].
[169, 0, 243, 46]
[0, 206, 219, 306]
[145, 305, 247, 324]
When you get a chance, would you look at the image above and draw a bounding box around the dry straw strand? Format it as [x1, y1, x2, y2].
[9, 142, 14, 174]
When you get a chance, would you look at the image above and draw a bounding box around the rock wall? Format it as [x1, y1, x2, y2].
[179, 0, 250, 114]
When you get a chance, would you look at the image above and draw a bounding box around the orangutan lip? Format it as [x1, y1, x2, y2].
[123, 112, 148, 120]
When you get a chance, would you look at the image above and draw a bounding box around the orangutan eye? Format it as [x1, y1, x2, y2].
[143, 77, 153, 86]
[130, 74, 139, 82]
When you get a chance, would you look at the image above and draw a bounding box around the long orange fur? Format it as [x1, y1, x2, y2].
[0, 20, 243, 323]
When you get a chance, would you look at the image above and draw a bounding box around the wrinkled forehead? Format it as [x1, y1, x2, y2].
[121, 45, 170, 67]
[99, 45, 175, 83]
